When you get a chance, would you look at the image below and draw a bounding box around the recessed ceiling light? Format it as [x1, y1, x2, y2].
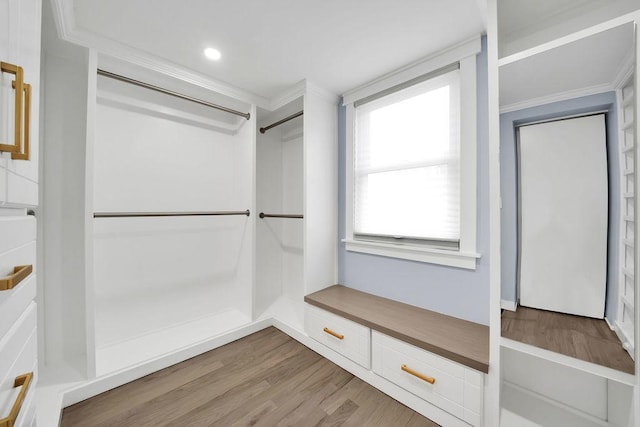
[204, 47, 221, 61]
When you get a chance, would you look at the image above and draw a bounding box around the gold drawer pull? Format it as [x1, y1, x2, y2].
[0, 62, 23, 156]
[323, 327, 344, 340]
[10, 81, 30, 161]
[0, 265, 33, 291]
[0, 372, 33, 427]
[401, 364, 435, 384]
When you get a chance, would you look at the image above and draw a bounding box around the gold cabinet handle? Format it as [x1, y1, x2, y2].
[401, 364, 435, 384]
[0, 265, 33, 291]
[323, 327, 344, 340]
[10, 81, 30, 160]
[0, 372, 33, 427]
[0, 62, 23, 155]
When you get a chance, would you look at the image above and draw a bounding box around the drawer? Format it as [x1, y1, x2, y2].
[0, 275, 36, 341]
[0, 304, 37, 427]
[304, 304, 371, 368]
[372, 331, 483, 426]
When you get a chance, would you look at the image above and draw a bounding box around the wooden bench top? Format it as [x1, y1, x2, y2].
[305, 285, 490, 373]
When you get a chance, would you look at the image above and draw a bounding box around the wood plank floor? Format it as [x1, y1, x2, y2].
[61, 327, 438, 426]
[501, 306, 635, 374]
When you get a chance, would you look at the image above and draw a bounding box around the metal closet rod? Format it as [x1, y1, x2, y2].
[94, 210, 250, 218]
[259, 111, 303, 134]
[97, 69, 251, 120]
[259, 212, 303, 219]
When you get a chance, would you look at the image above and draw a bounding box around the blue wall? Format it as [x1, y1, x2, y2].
[500, 92, 620, 321]
[337, 37, 490, 326]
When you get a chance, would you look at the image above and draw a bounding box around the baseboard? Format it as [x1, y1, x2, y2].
[612, 320, 635, 361]
[604, 316, 615, 331]
[501, 299, 518, 311]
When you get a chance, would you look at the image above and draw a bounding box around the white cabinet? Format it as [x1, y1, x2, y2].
[305, 304, 371, 368]
[0, 0, 41, 206]
[0, 216, 37, 427]
[372, 331, 484, 427]
[0, 0, 41, 425]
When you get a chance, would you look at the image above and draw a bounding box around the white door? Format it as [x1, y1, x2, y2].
[518, 114, 608, 318]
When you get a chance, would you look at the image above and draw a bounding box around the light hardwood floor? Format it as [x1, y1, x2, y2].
[61, 327, 438, 426]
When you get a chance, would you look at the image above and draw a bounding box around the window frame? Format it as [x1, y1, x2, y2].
[342, 37, 481, 269]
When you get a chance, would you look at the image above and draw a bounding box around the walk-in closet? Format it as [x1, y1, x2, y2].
[2, 1, 640, 426]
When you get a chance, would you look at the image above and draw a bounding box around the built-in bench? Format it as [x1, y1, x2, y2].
[304, 284, 489, 373]
[304, 284, 490, 427]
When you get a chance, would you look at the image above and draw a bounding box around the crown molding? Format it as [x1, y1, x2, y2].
[612, 52, 635, 90]
[499, 83, 613, 114]
[268, 80, 306, 111]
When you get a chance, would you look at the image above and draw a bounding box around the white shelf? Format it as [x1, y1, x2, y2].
[501, 382, 608, 427]
[95, 309, 251, 376]
[500, 337, 635, 385]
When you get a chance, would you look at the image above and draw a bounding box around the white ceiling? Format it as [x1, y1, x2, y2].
[499, 22, 634, 109]
[65, 0, 486, 101]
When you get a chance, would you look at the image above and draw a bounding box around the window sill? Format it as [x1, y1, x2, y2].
[342, 238, 480, 270]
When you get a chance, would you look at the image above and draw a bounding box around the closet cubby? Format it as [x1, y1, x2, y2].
[91, 70, 255, 375]
[255, 98, 305, 326]
[497, 2, 640, 425]
[255, 88, 338, 329]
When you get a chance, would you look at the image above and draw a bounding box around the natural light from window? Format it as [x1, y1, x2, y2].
[354, 71, 460, 243]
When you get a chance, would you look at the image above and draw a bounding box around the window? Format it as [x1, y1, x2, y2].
[343, 38, 480, 269]
[354, 67, 460, 249]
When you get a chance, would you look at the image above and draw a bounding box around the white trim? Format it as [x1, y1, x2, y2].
[343, 39, 479, 268]
[499, 83, 613, 113]
[604, 316, 616, 331]
[268, 80, 306, 111]
[612, 52, 635, 90]
[500, 337, 636, 386]
[342, 36, 481, 105]
[500, 299, 518, 311]
[459, 54, 478, 256]
[343, 238, 480, 270]
[613, 320, 636, 361]
[498, 11, 640, 67]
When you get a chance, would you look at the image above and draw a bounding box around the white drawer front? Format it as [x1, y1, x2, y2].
[0, 303, 37, 427]
[372, 331, 483, 426]
[0, 275, 36, 341]
[304, 304, 371, 368]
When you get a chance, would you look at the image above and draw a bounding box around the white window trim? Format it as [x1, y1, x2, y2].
[342, 37, 481, 269]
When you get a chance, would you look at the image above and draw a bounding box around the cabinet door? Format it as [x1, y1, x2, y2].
[0, 0, 41, 207]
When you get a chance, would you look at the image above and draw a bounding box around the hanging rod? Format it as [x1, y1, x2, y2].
[94, 210, 250, 218]
[259, 111, 303, 134]
[259, 212, 303, 219]
[97, 69, 251, 120]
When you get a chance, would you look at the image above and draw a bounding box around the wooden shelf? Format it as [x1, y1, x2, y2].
[501, 306, 635, 377]
[305, 285, 489, 373]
